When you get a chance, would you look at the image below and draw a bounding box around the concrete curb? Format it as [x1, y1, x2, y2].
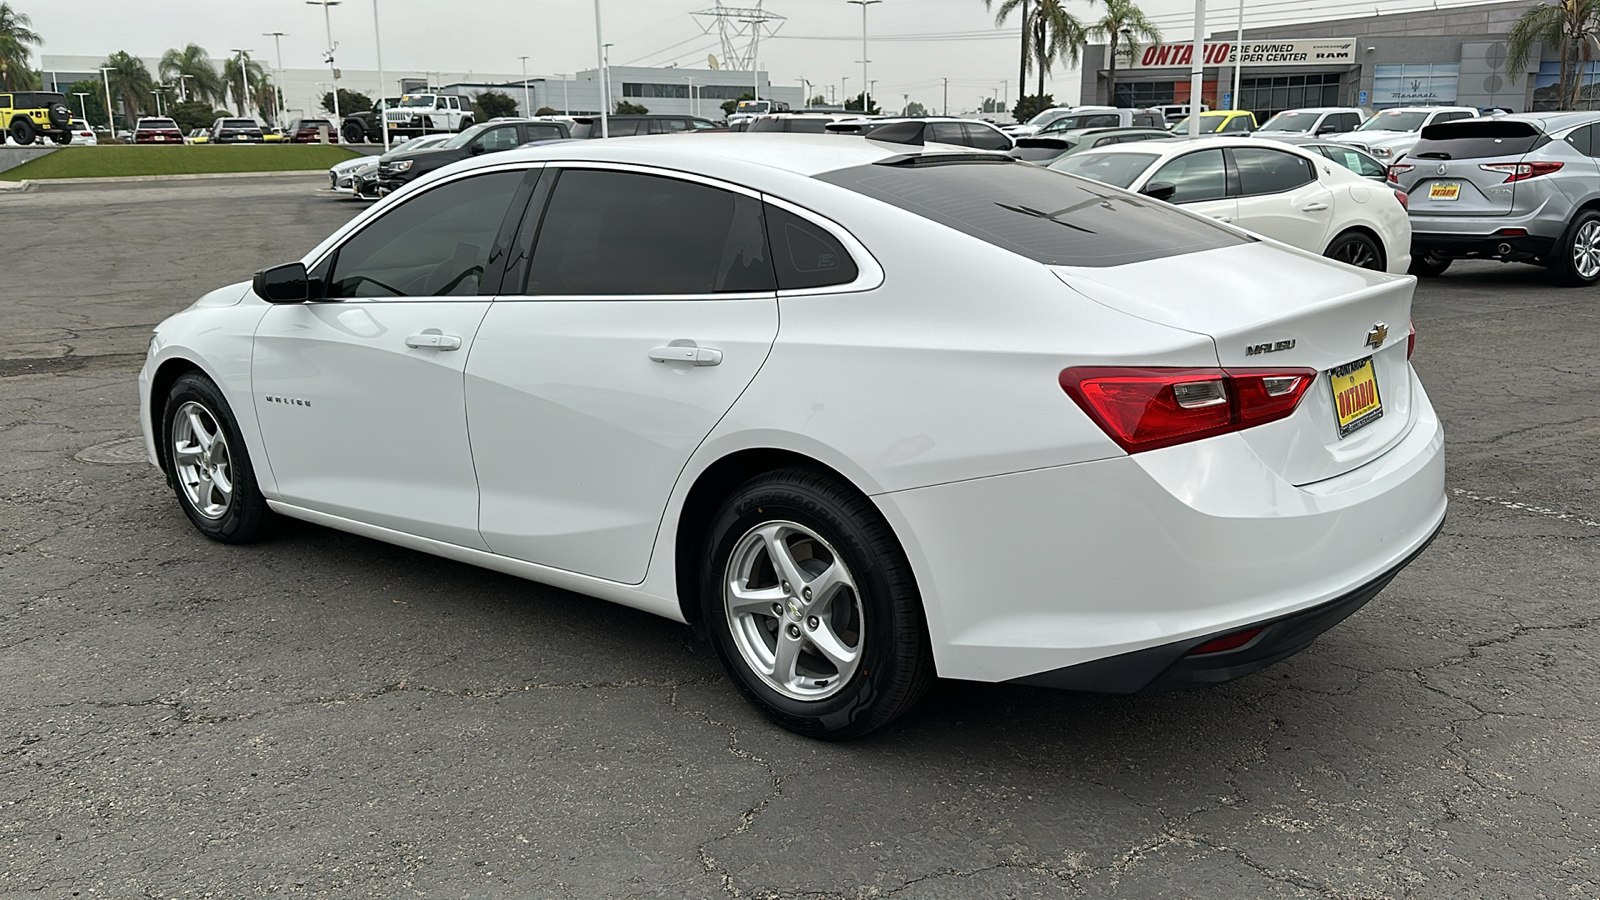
[0, 169, 331, 191]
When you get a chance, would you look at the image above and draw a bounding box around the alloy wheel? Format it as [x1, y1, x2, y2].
[1332, 237, 1378, 270]
[1573, 220, 1600, 280]
[723, 520, 865, 701]
[171, 401, 234, 520]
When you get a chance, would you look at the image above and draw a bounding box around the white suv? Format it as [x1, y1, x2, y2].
[1330, 106, 1479, 160]
[1254, 107, 1368, 140]
[383, 94, 473, 138]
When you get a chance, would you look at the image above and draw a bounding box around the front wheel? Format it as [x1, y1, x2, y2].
[1325, 230, 1385, 271]
[163, 372, 272, 543]
[1549, 210, 1600, 286]
[342, 121, 365, 144]
[700, 468, 934, 740]
[1408, 253, 1452, 277]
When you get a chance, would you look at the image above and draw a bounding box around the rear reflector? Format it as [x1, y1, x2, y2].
[1408, 319, 1416, 360]
[1393, 189, 1409, 210]
[1188, 627, 1264, 656]
[1060, 366, 1317, 453]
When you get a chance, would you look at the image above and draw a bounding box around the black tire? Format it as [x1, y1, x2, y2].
[342, 121, 365, 145]
[700, 467, 934, 740]
[1408, 253, 1452, 277]
[9, 117, 35, 146]
[162, 372, 272, 544]
[1325, 230, 1385, 271]
[1548, 209, 1600, 286]
[51, 131, 72, 145]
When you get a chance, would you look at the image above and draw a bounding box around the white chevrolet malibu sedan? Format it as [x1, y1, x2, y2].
[140, 135, 1446, 739]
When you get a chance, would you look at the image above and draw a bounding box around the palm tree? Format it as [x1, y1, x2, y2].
[250, 71, 278, 122]
[101, 51, 154, 128]
[988, 0, 1084, 103]
[1088, 0, 1161, 107]
[0, 3, 43, 92]
[221, 52, 266, 118]
[159, 44, 223, 105]
[1508, 0, 1600, 110]
[986, 0, 1031, 110]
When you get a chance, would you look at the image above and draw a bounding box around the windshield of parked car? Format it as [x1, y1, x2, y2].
[1257, 111, 1318, 132]
[1357, 110, 1430, 132]
[1169, 114, 1227, 133]
[441, 123, 490, 149]
[1049, 151, 1160, 188]
[1025, 108, 1067, 126]
[816, 158, 1244, 267]
[398, 96, 436, 108]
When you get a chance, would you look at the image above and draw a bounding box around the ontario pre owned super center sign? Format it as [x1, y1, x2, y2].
[1119, 39, 1358, 69]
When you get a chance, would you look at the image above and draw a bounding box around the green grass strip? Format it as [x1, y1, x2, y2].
[4, 145, 362, 180]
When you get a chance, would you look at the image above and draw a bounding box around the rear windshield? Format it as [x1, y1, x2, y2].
[222, 119, 258, 128]
[1410, 120, 1546, 159]
[297, 119, 332, 128]
[1049, 151, 1160, 188]
[815, 159, 1246, 267]
[1011, 137, 1079, 161]
[139, 119, 178, 129]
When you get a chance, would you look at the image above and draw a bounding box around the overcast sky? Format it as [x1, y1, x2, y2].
[32, 0, 1491, 109]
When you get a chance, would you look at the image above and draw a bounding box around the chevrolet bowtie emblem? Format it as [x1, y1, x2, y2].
[1366, 323, 1389, 349]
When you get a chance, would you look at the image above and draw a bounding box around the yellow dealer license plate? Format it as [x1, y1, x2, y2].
[1330, 357, 1383, 438]
[1429, 182, 1460, 200]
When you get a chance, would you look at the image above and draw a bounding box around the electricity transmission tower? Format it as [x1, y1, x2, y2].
[692, 2, 786, 72]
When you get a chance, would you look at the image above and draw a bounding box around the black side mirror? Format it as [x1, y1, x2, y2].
[253, 262, 311, 303]
[1317, 125, 1337, 134]
[1140, 181, 1178, 202]
[467, 142, 485, 155]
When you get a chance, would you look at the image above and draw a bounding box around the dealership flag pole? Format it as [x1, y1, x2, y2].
[1187, 0, 1206, 138]
[1232, 0, 1244, 110]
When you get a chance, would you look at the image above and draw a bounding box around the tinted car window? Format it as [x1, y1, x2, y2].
[1149, 149, 1228, 202]
[477, 125, 520, 152]
[765, 204, 859, 290]
[1051, 151, 1160, 188]
[965, 123, 1012, 151]
[785, 118, 832, 134]
[525, 123, 567, 141]
[328, 171, 523, 298]
[1565, 124, 1593, 156]
[930, 122, 966, 145]
[816, 158, 1246, 267]
[749, 117, 785, 132]
[1411, 119, 1547, 159]
[1231, 147, 1316, 196]
[1219, 115, 1252, 133]
[525, 169, 774, 295]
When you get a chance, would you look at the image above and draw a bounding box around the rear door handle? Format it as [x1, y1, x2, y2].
[649, 344, 723, 366]
[1302, 202, 1330, 212]
[405, 332, 462, 350]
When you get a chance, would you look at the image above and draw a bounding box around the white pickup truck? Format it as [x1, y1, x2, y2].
[382, 94, 474, 138]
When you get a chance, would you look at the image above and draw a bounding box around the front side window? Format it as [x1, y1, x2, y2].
[1148, 149, 1228, 202]
[1231, 147, 1316, 196]
[525, 169, 774, 295]
[476, 126, 520, 152]
[327, 170, 523, 298]
[1317, 145, 1386, 178]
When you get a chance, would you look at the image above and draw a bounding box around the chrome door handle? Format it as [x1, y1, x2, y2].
[649, 344, 723, 367]
[1302, 202, 1329, 212]
[405, 332, 462, 350]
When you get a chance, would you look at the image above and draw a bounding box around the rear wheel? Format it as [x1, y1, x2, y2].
[51, 131, 71, 145]
[342, 121, 365, 144]
[163, 373, 272, 544]
[1325, 230, 1384, 271]
[700, 468, 934, 740]
[1408, 253, 1452, 277]
[1549, 209, 1600, 286]
[9, 117, 35, 145]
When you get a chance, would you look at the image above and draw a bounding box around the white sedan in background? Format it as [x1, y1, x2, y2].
[1051, 137, 1412, 273]
[139, 135, 1444, 739]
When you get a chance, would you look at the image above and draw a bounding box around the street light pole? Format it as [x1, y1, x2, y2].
[1187, 0, 1206, 138]
[519, 56, 531, 116]
[230, 49, 252, 118]
[98, 66, 115, 138]
[307, 0, 343, 124]
[372, 0, 390, 149]
[151, 88, 162, 117]
[262, 32, 287, 126]
[1232, 0, 1245, 110]
[846, 0, 881, 116]
[555, 73, 570, 115]
[593, 0, 609, 137]
[73, 92, 89, 122]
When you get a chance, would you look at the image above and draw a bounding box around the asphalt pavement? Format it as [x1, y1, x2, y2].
[1, 176, 1596, 899]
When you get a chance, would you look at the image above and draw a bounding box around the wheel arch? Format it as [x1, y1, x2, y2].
[1325, 224, 1387, 271]
[148, 357, 206, 479]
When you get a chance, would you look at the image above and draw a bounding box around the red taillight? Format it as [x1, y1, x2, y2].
[1407, 319, 1416, 360]
[1387, 163, 1413, 183]
[1189, 627, 1264, 655]
[1393, 189, 1409, 210]
[1478, 161, 1563, 182]
[1060, 366, 1317, 454]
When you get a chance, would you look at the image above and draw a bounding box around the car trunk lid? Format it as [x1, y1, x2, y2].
[1052, 242, 1417, 485]
[1398, 119, 1547, 216]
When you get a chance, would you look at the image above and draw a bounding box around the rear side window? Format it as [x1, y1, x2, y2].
[816, 159, 1246, 267]
[765, 204, 859, 290]
[329, 171, 523, 298]
[749, 117, 784, 133]
[1411, 120, 1547, 159]
[930, 122, 965, 145]
[526, 169, 774, 295]
[1230, 147, 1316, 196]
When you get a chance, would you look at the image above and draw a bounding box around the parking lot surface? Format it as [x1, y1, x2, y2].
[1, 177, 1596, 898]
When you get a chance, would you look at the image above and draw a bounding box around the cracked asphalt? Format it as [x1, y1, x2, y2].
[2, 176, 1597, 899]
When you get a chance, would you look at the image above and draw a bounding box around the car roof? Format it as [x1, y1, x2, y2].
[1069, 135, 1320, 158]
[1371, 106, 1477, 114]
[1483, 110, 1600, 130]
[1270, 107, 1365, 115]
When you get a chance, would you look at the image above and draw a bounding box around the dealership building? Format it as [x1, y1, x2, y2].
[1078, 0, 1563, 119]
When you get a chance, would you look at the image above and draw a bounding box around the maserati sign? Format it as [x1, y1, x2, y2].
[1118, 39, 1358, 70]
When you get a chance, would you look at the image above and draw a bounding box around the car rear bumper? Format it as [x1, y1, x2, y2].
[875, 373, 1447, 686]
[1412, 231, 1555, 261]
